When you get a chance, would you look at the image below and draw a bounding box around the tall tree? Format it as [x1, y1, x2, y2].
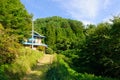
[74, 17, 120, 78]
[34, 16, 85, 52]
[0, 0, 31, 40]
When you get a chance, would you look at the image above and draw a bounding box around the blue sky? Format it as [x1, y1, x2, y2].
[20, 0, 120, 25]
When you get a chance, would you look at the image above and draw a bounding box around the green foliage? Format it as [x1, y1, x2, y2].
[0, 65, 9, 80]
[37, 46, 45, 51]
[0, 33, 21, 65]
[35, 16, 120, 79]
[1, 48, 43, 80]
[34, 16, 85, 52]
[0, 0, 120, 79]
[45, 55, 117, 80]
[0, 0, 32, 65]
[45, 47, 54, 54]
[0, 23, 4, 31]
[73, 17, 120, 78]
[0, 0, 31, 40]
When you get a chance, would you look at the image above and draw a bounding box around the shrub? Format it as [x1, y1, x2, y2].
[45, 47, 54, 54]
[0, 34, 21, 65]
[45, 54, 118, 80]
[37, 46, 45, 51]
[2, 48, 43, 80]
[0, 65, 9, 80]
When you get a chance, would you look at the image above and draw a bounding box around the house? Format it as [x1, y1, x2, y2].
[23, 31, 47, 50]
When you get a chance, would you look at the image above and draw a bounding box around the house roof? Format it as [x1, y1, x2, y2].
[33, 31, 45, 38]
[23, 42, 48, 47]
[23, 31, 47, 47]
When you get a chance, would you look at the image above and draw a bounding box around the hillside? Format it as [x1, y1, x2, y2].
[34, 16, 85, 52]
[0, 0, 120, 80]
[34, 16, 120, 79]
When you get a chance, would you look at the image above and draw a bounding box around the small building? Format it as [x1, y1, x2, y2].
[23, 31, 47, 50]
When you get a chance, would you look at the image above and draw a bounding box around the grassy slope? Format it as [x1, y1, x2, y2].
[45, 54, 119, 80]
[2, 47, 44, 80]
[1, 49, 118, 80]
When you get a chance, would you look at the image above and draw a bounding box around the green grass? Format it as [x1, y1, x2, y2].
[23, 54, 54, 80]
[45, 54, 118, 80]
[0, 47, 43, 80]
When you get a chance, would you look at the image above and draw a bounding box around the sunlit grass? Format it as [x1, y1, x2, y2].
[23, 54, 54, 80]
[45, 54, 119, 80]
[6, 47, 44, 80]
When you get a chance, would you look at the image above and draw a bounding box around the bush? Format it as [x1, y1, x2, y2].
[0, 65, 9, 80]
[45, 54, 118, 80]
[45, 47, 54, 54]
[1, 48, 43, 80]
[37, 46, 45, 51]
[0, 34, 21, 65]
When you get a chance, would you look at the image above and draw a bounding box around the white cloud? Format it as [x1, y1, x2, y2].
[52, 0, 100, 18]
[102, 15, 113, 23]
[103, 0, 111, 9]
[82, 20, 94, 25]
[52, 0, 111, 24]
[102, 12, 120, 24]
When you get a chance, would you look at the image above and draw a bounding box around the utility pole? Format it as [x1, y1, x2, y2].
[32, 18, 34, 49]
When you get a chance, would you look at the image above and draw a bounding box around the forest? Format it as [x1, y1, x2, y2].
[34, 16, 120, 79]
[0, 0, 120, 80]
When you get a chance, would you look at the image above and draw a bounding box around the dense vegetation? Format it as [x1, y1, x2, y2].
[34, 16, 120, 79]
[0, 0, 41, 80]
[34, 16, 85, 52]
[0, 0, 31, 65]
[46, 55, 118, 80]
[0, 0, 120, 79]
[0, 48, 43, 80]
[0, 0, 31, 37]
[74, 20, 120, 78]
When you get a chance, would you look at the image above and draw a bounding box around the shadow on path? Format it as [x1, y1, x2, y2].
[23, 54, 53, 80]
